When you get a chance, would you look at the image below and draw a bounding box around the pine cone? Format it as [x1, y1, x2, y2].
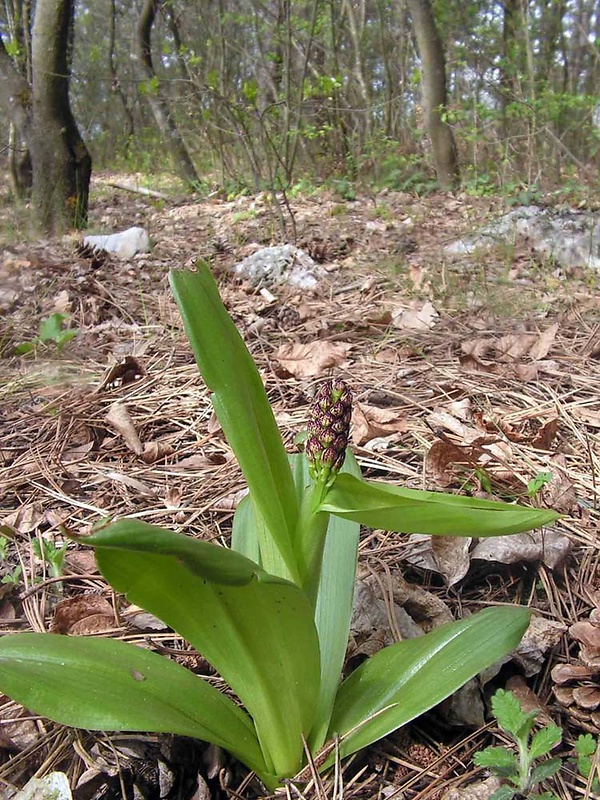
[552, 608, 600, 732]
[305, 378, 352, 487]
[276, 304, 300, 329]
[75, 241, 109, 269]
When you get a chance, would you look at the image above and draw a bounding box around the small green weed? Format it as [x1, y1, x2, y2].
[474, 689, 562, 800]
[574, 733, 600, 791]
[15, 313, 78, 355]
[0, 535, 22, 588]
[527, 472, 553, 498]
[32, 535, 68, 580]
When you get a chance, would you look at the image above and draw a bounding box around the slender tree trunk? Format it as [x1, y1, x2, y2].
[0, 0, 90, 232]
[405, 0, 459, 190]
[29, 0, 91, 231]
[137, 0, 199, 188]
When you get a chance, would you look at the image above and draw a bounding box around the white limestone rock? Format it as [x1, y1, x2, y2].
[83, 226, 151, 259]
[232, 244, 326, 290]
[446, 205, 600, 270]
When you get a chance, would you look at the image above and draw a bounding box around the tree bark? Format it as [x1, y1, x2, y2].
[137, 0, 199, 188]
[29, 0, 91, 232]
[0, 1, 91, 232]
[405, 0, 459, 190]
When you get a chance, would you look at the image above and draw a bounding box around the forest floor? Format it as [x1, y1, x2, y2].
[0, 172, 600, 800]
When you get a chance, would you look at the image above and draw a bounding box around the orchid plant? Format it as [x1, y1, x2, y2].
[0, 264, 559, 791]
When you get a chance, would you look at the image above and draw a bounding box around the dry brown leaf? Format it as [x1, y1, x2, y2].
[392, 300, 438, 331]
[105, 402, 143, 455]
[65, 550, 98, 574]
[431, 536, 472, 586]
[531, 418, 559, 449]
[471, 528, 572, 570]
[141, 441, 175, 464]
[513, 615, 568, 677]
[425, 440, 477, 486]
[351, 403, 408, 445]
[52, 594, 115, 634]
[542, 454, 577, 513]
[275, 341, 353, 377]
[458, 353, 500, 374]
[462, 324, 558, 364]
[403, 533, 472, 586]
[497, 332, 541, 359]
[505, 675, 556, 726]
[1, 504, 44, 534]
[528, 322, 559, 360]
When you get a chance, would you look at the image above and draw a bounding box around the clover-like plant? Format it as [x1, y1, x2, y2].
[0, 264, 560, 791]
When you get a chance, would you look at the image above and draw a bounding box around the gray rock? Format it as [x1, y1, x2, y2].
[232, 244, 325, 290]
[446, 205, 600, 270]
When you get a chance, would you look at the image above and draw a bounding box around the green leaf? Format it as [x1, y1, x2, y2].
[530, 758, 562, 784]
[309, 451, 362, 751]
[576, 733, 597, 758]
[489, 787, 517, 800]
[473, 746, 519, 771]
[327, 606, 531, 761]
[85, 520, 320, 779]
[39, 313, 68, 342]
[322, 473, 559, 536]
[14, 341, 35, 355]
[491, 690, 535, 739]
[0, 633, 269, 781]
[231, 493, 261, 563]
[170, 266, 299, 580]
[529, 726, 562, 760]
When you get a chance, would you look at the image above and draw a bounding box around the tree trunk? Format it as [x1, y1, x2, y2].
[405, 0, 459, 190]
[137, 0, 199, 188]
[29, 0, 91, 232]
[0, 0, 91, 233]
[8, 122, 33, 198]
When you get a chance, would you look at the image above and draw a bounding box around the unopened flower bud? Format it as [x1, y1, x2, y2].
[306, 378, 352, 486]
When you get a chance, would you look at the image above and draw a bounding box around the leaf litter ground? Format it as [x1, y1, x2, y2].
[0, 174, 600, 799]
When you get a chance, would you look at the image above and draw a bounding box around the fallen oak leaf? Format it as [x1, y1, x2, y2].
[275, 341, 353, 378]
[352, 403, 408, 446]
[105, 401, 143, 455]
[392, 300, 438, 331]
[471, 528, 572, 570]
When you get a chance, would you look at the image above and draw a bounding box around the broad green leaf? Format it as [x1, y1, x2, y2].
[85, 520, 320, 779]
[231, 493, 261, 562]
[328, 606, 531, 760]
[231, 493, 295, 582]
[232, 450, 362, 750]
[306, 451, 362, 751]
[0, 633, 270, 781]
[170, 266, 299, 581]
[322, 473, 559, 536]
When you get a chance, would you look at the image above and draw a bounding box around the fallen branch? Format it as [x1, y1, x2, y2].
[103, 180, 169, 199]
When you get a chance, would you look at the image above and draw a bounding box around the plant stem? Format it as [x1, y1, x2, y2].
[295, 475, 331, 603]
